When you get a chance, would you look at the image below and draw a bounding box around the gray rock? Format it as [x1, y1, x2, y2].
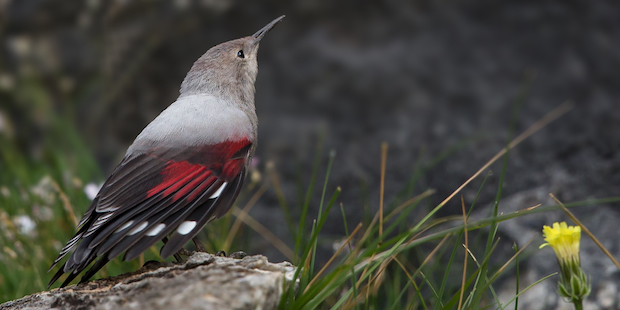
[0, 253, 295, 310]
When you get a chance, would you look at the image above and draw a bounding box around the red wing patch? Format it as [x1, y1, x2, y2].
[221, 158, 245, 180]
[147, 162, 206, 198]
[147, 138, 251, 198]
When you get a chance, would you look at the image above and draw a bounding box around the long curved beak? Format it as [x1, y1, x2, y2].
[252, 15, 285, 42]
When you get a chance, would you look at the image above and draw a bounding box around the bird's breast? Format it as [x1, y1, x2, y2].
[128, 94, 255, 154]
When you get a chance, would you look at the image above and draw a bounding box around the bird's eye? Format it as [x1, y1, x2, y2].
[237, 50, 245, 58]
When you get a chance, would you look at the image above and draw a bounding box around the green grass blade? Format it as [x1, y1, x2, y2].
[294, 135, 325, 264]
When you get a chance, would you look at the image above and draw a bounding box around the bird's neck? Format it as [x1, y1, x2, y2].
[180, 69, 256, 111]
[178, 61, 258, 139]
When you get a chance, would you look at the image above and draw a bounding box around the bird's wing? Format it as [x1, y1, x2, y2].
[48, 138, 252, 288]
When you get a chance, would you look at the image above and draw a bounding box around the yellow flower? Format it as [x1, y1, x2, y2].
[540, 221, 590, 307]
[540, 222, 581, 264]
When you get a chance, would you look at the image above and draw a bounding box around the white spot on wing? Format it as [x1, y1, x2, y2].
[146, 223, 166, 236]
[209, 182, 227, 199]
[177, 221, 196, 235]
[115, 220, 134, 233]
[128, 221, 148, 235]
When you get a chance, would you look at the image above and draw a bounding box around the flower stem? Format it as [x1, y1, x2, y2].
[573, 299, 583, 310]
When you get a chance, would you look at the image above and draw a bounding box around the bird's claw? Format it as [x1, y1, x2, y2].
[177, 249, 192, 256]
[228, 251, 247, 259]
[142, 260, 161, 268]
[214, 250, 246, 258]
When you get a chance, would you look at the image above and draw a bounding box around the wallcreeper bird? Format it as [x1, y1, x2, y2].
[48, 16, 285, 288]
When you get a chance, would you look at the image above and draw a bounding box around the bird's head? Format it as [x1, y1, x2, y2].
[179, 16, 284, 106]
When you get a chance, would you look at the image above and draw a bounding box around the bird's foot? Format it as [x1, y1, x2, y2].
[192, 237, 207, 252]
[142, 260, 174, 270]
[214, 250, 247, 259]
[228, 251, 247, 259]
[173, 252, 185, 263]
[177, 248, 192, 257]
[142, 260, 161, 268]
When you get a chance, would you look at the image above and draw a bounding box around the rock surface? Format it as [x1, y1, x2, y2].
[0, 253, 295, 310]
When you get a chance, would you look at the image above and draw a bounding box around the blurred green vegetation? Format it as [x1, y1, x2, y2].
[0, 69, 140, 300]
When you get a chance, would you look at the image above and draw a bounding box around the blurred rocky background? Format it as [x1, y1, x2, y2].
[1, 0, 619, 308]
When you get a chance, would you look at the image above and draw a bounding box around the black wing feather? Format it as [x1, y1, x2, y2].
[160, 172, 244, 258]
[48, 141, 251, 288]
[106, 177, 221, 260]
